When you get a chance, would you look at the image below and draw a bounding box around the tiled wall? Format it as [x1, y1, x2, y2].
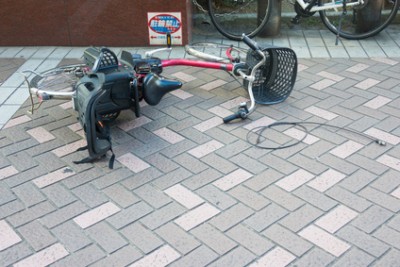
[0, 0, 192, 46]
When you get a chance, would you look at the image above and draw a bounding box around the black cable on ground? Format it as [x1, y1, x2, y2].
[246, 121, 387, 150]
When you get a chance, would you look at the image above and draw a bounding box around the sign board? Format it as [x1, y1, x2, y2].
[148, 12, 182, 45]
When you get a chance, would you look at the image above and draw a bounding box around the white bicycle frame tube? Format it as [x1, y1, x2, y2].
[296, 0, 364, 12]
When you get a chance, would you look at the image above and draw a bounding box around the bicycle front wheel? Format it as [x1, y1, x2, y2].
[319, 0, 400, 40]
[208, 0, 272, 40]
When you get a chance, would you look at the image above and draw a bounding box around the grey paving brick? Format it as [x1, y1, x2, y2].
[294, 186, 338, 211]
[259, 154, 299, 175]
[156, 222, 201, 254]
[318, 154, 359, 175]
[121, 222, 163, 254]
[371, 170, 400, 193]
[200, 153, 237, 175]
[264, 224, 313, 257]
[86, 222, 127, 253]
[348, 154, 389, 176]
[358, 187, 400, 213]
[169, 245, 219, 267]
[51, 221, 92, 252]
[151, 167, 192, 190]
[339, 169, 377, 193]
[140, 202, 185, 230]
[215, 139, 250, 159]
[196, 184, 237, 210]
[160, 139, 197, 159]
[288, 153, 329, 175]
[229, 153, 267, 175]
[62, 168, 104, 189]
[145, 153, 180, 173]
[72, 183, 108, 208]
[243, 202, 287, 232]
[0, 242, 32, 267]
[290, 247, 335, 267]
[191, 223, 237, 255]
[351, 205, 393, 234]
[91, 168, 133, 190]
[228, 185, 270, 211]
[243, 168, 284, 192]
[337, 225, 389, 257]
[52, 244, 105, 267]
[388, 214, 400, 232]
[182, 168, 222, 190]
[0, 182, 15, 205]
[210, 203, 254, 231]
[107, 201, 152, 230]
[18, 220, 56, 251]
[7, 151, 37, 171]
[331, 247, 375, 267]
[0, 199, 25, 219]
[121, 168, 162, 190]
[41, 183, 77, 208]
[373, 248, 400, 267]
[8, 201, 56, 227]
[173, 153, 209, 174]
[280, 204, 324, 232]
[326, 186, 371, 212]
[373, 225, 400, 250]
[205, 127, 239, 145]
[226, 224, 273, 256]
[91, 245, 142, 267]
[40, 201, 87, 229]
[102, 184, 140, 208]
[207, 246, 256, 267]
[262, 185, 306, 211]
[134, 184, 171, 209]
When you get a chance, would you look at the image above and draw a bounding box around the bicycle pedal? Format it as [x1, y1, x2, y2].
[291, 16, 301, 24]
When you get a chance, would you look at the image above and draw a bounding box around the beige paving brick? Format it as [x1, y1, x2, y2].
[317, 71, 344, 82]
[355, 78, 380, 90]
[59, 101, 73, 110]
[307, 169, 346, 192]
[200, 79, 227, 91]
[153, 127, 185, 144]
[170, 89, 193, 100]
[0, 165, 19, 180]
[175, 203, 220, 230]
[33, 168, 75, 188]
[213, 168, 253, 191]
[283, 127, 319, 145]
[188, 140, 224, 158]
[275, 169, 315, 192]
[117, 116, 152, 132]
[297, 64, 309, 72]
[315, 205, 358, 233]
[208, 106, 233, 118]
[305, 106, 338, 120]
[244, 116, 276, 131]
[193, 117, 223, 132]
[299, 225, 351, 257]
[221, 96, 249, 109]
[27, 126, 55, 143]
[310, 79, 336, 90]
[73, 202, 121, 229]
[117, 153, 150, 173]
[13, 243, 68, 267]
[172, 71, 196, 82]
[3, 115, 31, 129]
[51, 139, 87, 157]
[371, 57, 399, 66]
[377, 155, 400, 172]
[249, 247, 296, 267]
[363, 96, 392, 109]
[329, 140, 363, 159]
[164, 184, 204, 209]
[392, 186, 400, 199]
[364, 128, 400, 145]
[346, 63, 369, 73]
[0, 220, 22, 251]
[130, 245, 180, 267]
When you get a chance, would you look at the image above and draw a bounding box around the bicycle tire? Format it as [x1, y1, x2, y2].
[207, 0, 272, 40]
[319, 0, 400, 40]
[185, 42, 248, 62]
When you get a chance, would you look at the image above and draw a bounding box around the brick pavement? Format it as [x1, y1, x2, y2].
[1, 26, 400, 266]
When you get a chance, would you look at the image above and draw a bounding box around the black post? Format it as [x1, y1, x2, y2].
[357, 0, 384, 33]
[258, 0, 282, 36]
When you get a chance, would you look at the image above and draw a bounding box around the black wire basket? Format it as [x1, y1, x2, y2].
[244, 46, 297, 105]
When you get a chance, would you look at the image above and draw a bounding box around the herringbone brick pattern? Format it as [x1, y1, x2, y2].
[0, 55, 400, 266]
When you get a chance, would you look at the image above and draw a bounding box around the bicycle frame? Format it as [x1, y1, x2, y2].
[297, 0, 364, 12]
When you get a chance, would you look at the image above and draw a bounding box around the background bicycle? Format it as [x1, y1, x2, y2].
[193, 0, 400, 41]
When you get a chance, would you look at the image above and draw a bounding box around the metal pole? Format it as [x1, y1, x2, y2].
[258, 0, 282, 36]
[357, 0, 384, 33]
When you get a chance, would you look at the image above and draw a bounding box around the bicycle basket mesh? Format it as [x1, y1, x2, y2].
[244, 47, 297, 104]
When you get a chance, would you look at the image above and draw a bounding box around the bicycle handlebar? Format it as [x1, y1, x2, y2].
[242, 34, 261, 52]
